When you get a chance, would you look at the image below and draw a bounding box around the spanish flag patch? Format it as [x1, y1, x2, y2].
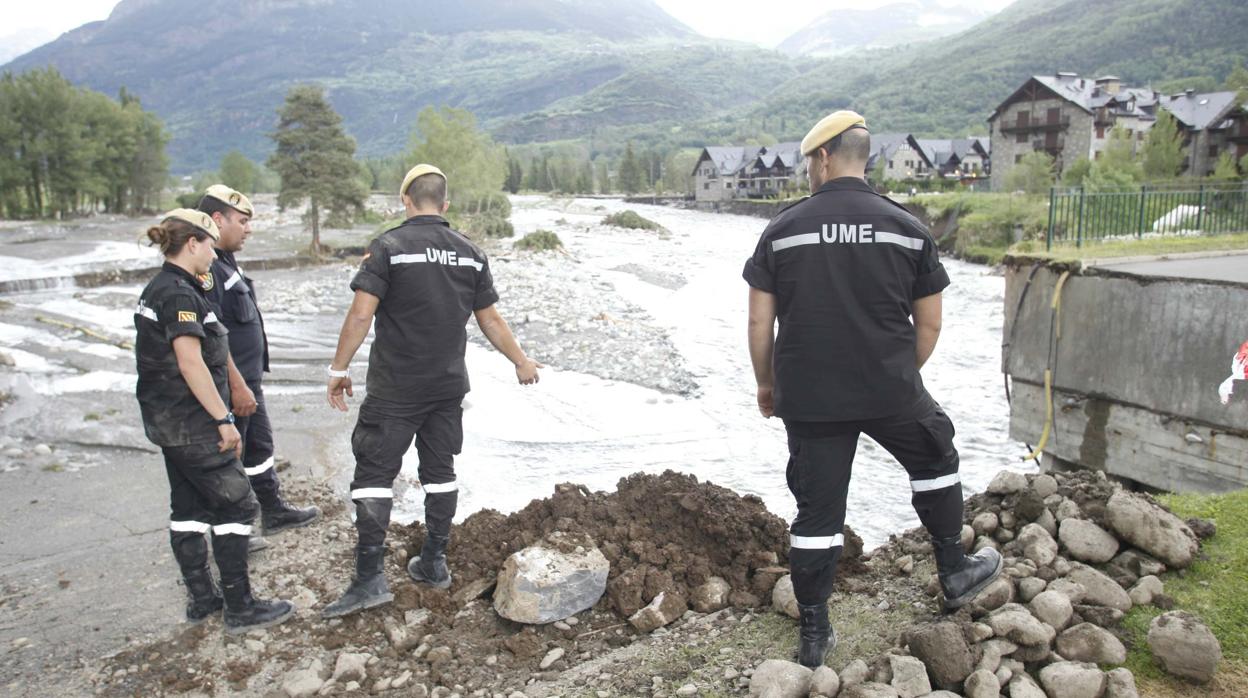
[178, 311, 197, 323]
[198, 272, 214, 291]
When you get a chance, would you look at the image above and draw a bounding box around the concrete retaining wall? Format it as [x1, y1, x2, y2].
[1003, 259, 1248, 491]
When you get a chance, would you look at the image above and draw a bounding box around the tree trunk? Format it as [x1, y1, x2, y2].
[310, 197, 321, 257]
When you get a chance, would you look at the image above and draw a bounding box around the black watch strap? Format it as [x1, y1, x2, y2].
[214, 412, 235, 426]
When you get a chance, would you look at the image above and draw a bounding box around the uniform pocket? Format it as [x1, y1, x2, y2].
[918, 404, 956, 459]
[229, 287, 258, 324]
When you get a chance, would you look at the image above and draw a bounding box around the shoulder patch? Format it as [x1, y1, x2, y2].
[177, 310, 197, 323]
[198, 272, 214, 291]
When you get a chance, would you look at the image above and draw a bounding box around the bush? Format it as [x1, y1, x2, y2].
[603, 210, 662, 231]
[913, 192, 1049, 255]
[455, 190, 512, 218]
[175, 191, 204, 208]
[514, 229, 563, 252]
[465, 214, 514, 238]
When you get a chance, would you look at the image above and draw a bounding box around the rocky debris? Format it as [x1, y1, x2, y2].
[988, 470, 1028, 495]
[1104, 667, 1139, 698]
[1017, 577, 1046, 603]
[1057, 623, 1127, 664]
[1038, 661, 1106, 698]
[1016, 524, 1058, 567]
[282, 659, 325, 698]
[810, 666, 840, 697]
[842, 682, 900, 698]
[1105, 491, 1199, 568]
[1065, 563, 1131, 612]
[748, 659, 811, 698]
[966, 576, 1014, 616]
[492, 533, 609, 624]
[690, 576, 731, 613]
[1185, 517, 1216, 540]
[1027, 590, 1073, 631]
[904, 622, 976, 690]
[964, 668, 1001, 698]
[629, 590, 688, 632]
[1147, 611, 1222, 683]
[1058, 518, 1119, 563]
[1126, 575, 1163, 607]
[1031, 474, 1059, 498]
[840, 659, 870, 688]
[771, 574, 799, 619]
[986, 604, 1056, 647]
[538, 647, 565, 670]
[887, 655, 930, 698]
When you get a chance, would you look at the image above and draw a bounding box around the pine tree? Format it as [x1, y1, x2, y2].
[267, 84, 366, 255]
[618, 142, 644, 195]
[1141, 111, 1186, 181]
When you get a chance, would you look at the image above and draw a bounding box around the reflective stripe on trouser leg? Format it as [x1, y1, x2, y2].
[784, 428, 857, 606]
[908, 453, 963, 540]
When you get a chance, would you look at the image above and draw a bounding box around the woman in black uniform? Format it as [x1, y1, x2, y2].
[134, 209, 293, 634]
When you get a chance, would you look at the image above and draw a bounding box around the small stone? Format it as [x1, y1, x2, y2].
[405, 608, 432, 627]
[690, 576, 731, 613]
[1031, 474, 1059, 498]
[676, 684, 697, 696]
[1007, 672, 1046, 698]
[840, 659, 870, 688]
[1058, 518, 1119, 564]
[1066, 563, 1131, 612]
[493, 538, 609, 624]
[244, 639, 265, 653]
[1028, 590, 1073, 631]
[840, 683, 900, 698]
[972, 512, 999, 535]
[904, 622, 974, 689]
[1016, 523, 1058, 567]
[771, 575, 799, 619]
[748, 659, 812, 698]
[282, 665, 325, 698]
[1018, 577, 1046, 603]
[33, 444, 52, 456]
[1035, 508, 1058, 537]
[988, 470, 1028, 495]
[1038, 661, 1106, 698]
[392, 671, 412, 689]
[1147, 611, 1222, 683]
[810, 666, 840, 697]
[986, 603, 1056, 646]
[332, 653, 369, 683]
[970, 622, 994, 643]
[888, 655, 930, 698]
[1127, 575, 1163, 607]
[1105, 667, 1139, 698]
[894, 555, 914, 575]
[539, 647, 565, 670]
[964, 669, 1000, 698]
[1055, 499, 1082, 522]
[1046, 578, 1086, 604]
[1057, 623, 1127, 664]
[629, 591, 688, 632]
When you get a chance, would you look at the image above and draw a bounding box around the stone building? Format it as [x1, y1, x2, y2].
[691, 143, 804, 202]
[1160, 90, 1248, 176]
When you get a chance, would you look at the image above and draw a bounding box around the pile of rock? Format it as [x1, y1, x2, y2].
[751, 469, 1222, 697]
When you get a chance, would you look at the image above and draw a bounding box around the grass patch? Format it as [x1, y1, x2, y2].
[1013, 232, 1248, 260]
[1121, 488, 1248, 696]
[514, 229, 563, 252]
[83, 412, 101, 421]
[603, 210, 663, 231]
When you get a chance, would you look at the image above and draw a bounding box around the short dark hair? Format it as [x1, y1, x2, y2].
[197, 194, 237, 219]
[820, 127, 872, 162]
[405, 173, 447, 209]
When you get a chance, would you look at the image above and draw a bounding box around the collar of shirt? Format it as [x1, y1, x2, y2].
[216, 249, 238, 270]
[403, 214, 450, 226]
[161, 261, 205, 291]
[813, 177, 876, 196]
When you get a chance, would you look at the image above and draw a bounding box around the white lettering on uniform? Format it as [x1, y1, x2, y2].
[391, 249, 482, 270]
[778, 224, 912, 253]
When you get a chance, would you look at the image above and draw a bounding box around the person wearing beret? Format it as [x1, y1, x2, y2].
[743, 111, 1002, 667]
[322, 164, 541, 618]
[134, 209, 294, 634]
[197, 185, 320, 549]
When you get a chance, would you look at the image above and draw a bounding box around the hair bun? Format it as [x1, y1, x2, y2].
[145, 225, 168, 247]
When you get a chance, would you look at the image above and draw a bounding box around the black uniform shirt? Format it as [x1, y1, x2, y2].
[350, 215, 499, 404]
[743, 177, 950, 422]
[134, 262, 232, 446]
[203, 249, 269, 383]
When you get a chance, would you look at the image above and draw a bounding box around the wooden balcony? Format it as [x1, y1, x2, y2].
[1001, 115, 1071, 134]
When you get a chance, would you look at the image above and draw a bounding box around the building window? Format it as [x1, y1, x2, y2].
[1209, 146, 1219, 157]
[1096, 126, 1105, 139]
[1015, 154, 1023, 164]
[1016, 132, 1027, 143]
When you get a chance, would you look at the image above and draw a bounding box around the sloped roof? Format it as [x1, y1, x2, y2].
[699, 146, 754, 176]
[1159, 91, 1240, 130]
[991, 74, 1159, 121]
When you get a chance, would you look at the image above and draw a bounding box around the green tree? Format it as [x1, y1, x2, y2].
[595, 157, 611, 194]
[1225, 60, 1248, 102]
[1062, 156, 1092, 187]
[1210, 152, 1241, 180]
[267, 84, 366, 255]
[219, 150, 259, 193]
[503, 150, 523, 193]
[618, 142, 644, 195]
[1141, 111, 1186, 181]
[406, 106, 505, 213]
[1086, 127, 1143, 190]
[1004, 151, 1054, 195]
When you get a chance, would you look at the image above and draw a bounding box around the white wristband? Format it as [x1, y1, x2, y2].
[327, 365, 350, 378]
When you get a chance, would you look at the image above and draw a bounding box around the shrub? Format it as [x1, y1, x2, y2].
[603, 210, 662, 231]
[515, 229, 563, 252]
[466, 214, 514, 238]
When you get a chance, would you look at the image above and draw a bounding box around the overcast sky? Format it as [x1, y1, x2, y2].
[1, 0, 1016, 57]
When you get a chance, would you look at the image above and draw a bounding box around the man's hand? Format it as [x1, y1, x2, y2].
[327, 376, 354, 412]
[756, 385, 775, 418]
[218, 423, 242, 457]
[516, 358, 543, 385]
[231, 382, 258, 417]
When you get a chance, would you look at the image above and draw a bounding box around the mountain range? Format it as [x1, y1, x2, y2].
[3, 0, 1245, 171]
[776, 0, 991, 57]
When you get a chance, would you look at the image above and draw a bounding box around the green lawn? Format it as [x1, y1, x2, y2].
[1120, 488, 1248, 697]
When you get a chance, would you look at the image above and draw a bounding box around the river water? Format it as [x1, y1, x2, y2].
[0, 196, 1030, 547]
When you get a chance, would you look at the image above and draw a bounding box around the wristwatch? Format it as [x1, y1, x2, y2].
[214, 412, 236, 426]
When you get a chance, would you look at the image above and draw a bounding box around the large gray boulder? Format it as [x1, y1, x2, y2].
[749, 659, 812, 698]
[492, 538, 609, 624]
[1066, 563, 1131, 612]
[1147, 611, 1222, 683]
[1038, 661, 1106, 698]
[888, 655, 930, 698]
[986, 604, 1057, 647]
[1105, 491, 1199, 568]
[1058, 518, 1119, 564]
[1056, 623, 1127, 665]
[904, 621, 976, 690]
[1028, 589, 1074, 631]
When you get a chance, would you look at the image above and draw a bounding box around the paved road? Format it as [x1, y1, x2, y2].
[1093, 252, 1248, 284]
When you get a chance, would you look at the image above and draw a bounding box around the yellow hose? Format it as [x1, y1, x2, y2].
[1024, 270, 1071, 462]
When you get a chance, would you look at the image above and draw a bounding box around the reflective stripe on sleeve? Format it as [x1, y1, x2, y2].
[457, 258, 484, 271]
[170, 520, 211, 533]
[790, 533, 844, 549]
[874, 231, 925, 251]
[135, 303, 158, 322]
[212, 523, 253, 536]
[391, 254, 427, 265]
[351, 488, 394, 500]
[223, 270, 243, 290]
[243, 457, 274, 477]
[422, 480, 458, 494]
[771, 232, 820, 252]
[204, 312, 219, 324]
[910, 473, 961, 493]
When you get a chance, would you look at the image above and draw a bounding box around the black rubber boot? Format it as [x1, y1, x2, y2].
[796, 602, 837, 668]
[322, 545, 393, 618]
[260, 497, 321, 535]
[248, 535, 270, 553]
[171, 532, 222, 623]
[933, 534, 1004, 609]
[407, 533, 451, 589]
[213, 532, 295, 634]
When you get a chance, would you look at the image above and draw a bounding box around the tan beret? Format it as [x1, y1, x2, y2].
[800, 110, 868, 156]
[163, 208, 220, 241]
[202, 184, 254, 217]
[400, 163, 447, 198]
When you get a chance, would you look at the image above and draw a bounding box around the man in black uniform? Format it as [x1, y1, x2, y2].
[743, 111, 1002, 667]
[198, 185, 320, 540]
[322, 164, 541, 618]
[135, 208, 293, 633]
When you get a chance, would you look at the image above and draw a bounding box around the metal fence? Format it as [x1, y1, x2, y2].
[1046, 183, 1248, 250]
